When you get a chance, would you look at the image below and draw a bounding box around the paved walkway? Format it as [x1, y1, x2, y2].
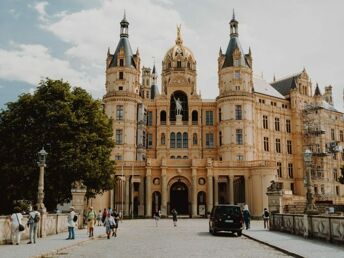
[244, 220, 344, 258]
[0, 225, 105, 258]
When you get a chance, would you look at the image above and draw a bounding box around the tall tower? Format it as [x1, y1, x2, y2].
[104, 14, 141, 161]
[217, 12, 255, 161]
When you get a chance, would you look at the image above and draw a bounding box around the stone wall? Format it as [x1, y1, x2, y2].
[0, 213, 70, 245]
[270, 213, 344, 244]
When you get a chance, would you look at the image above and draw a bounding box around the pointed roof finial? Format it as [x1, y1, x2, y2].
[176, 24, 183, 45]
[124, 9, 126, 20]
[248, 46, 252, 56]
[314, 83, 321, 96]
[273, 74, 276, 82]
[232, 9, 236, 20]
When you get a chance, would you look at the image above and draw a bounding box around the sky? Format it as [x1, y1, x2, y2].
[0, 0, 343, 111]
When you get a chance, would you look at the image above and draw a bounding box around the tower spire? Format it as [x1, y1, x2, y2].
[232, 9, 235, 20]
[120, 10, 129, 38]
[175, 24, 183, 45]
[230, 10, 239, 38]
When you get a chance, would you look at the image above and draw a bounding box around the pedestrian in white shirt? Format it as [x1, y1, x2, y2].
[10, 207, 23, 245]
[66, 207, 76, 240]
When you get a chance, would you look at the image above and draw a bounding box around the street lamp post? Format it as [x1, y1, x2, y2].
[37, 147, 48, 213]
[304, 149, 318, 214]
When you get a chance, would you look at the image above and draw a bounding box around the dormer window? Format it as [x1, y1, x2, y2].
[119, 72, 124, 80]
[119, 59, 124, 66]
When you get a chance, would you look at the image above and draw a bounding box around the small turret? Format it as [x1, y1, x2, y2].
[324, 85, 333, 105]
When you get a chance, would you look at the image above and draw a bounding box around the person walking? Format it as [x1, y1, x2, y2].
[86, 207, 97, 237]
[27, 205, 40, 244]
[262, 208, 270, 229]
[153, 210, 160, 227]
[10, 206, 24, 245]
[112, 210, 120, 237]
[103, 213, 115, 239]
[242, 204, 251, 230]
[171, 209, 178, 227]
[66, 207, 76, 240]
[97, 210, 102, 226]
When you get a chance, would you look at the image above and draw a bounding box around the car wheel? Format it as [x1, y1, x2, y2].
[237, 231, 242, 237]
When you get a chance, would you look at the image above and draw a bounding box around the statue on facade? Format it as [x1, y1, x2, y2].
[267, 180, 280, 192]
[173, 95, 183, 116]
[71, 180, 86, 191]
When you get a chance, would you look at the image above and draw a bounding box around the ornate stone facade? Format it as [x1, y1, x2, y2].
[97, 14, 344, 218]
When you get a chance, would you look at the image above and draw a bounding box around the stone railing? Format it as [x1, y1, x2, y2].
[270, 213, 344, 244]
[0, 213, 72, 245]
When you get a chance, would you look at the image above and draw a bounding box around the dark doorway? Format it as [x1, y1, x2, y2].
[170, 181, 189, 214]
[234, 176, 245, 204]
[134, 197, 139, 217]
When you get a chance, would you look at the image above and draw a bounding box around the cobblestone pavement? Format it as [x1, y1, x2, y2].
[56, 219, 291, 258]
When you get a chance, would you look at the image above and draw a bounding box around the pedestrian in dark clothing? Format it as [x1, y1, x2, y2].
[171, 209, 178, 227]
[243, 204, 250, 229]
[262, 208, 270, 229]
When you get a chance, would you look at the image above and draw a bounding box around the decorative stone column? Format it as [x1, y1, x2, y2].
[125, 176, 130, 216]
[192, 167, 197, 217]
[206, 159, 213, 214]
[161, 165, 167, 217]
[244, 175, 250, 207]
[145, 162, 152, 217]
[266, 180, 283, 231]
[214, 176, 219, 205]
[71, 181, 87, 229]
[229, 175, 234, 204]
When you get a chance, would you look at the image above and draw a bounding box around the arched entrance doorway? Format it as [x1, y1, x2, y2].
[170, 181, 189, 214]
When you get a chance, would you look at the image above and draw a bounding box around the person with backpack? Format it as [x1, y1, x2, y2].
[27, 205, 40, 244]
[262, 208, 270, 229]
[66, 207, 76, 240]
[86, 206, 97, 237]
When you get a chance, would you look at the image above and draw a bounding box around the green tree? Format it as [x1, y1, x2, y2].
[0, 79, 115, 214]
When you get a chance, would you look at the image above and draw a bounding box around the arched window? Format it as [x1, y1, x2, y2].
[170, 133, 175, 148]
[177, 61, 182, 68]
[192, 110, 198, 125]
[160, 110, 166, 125]
[193, 133, 197, 145]
[183, 132, 188, 148]
[161, 133, 165, 145]
[219, 108, 222, 122]
[187, 62, 191, 69]
[219, 131, 222, 146]
[177, 132, 182, 148]
[170, 156, 175, 159]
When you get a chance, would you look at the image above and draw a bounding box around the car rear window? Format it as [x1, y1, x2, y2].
[215, 206, 241, 216]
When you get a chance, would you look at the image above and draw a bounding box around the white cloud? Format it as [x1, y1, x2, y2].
[0, 43, 103, 96]
[34, 1, 49, 22]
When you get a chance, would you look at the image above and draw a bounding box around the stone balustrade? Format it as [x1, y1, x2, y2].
[0, 213, 73, 245]
[270, 213, 344, 244]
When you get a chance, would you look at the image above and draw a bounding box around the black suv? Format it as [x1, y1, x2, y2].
[209, 205, 243, 236]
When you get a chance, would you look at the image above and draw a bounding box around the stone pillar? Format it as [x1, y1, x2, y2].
[161, 166, 167, 217]
[110, 189, 114, 210]
[229, 175, 234, 204]
[145, 166, 152, 217]
[71, 181, 87, 229]
[266, 181, 283, 214]
[206, 159, 213, 214]
[192, 167, 198, 217]
[138, 178, 144, 216]
[125, 176, 130, 216]
[214, 176, 219, 205]
[244, 175, 250, 208]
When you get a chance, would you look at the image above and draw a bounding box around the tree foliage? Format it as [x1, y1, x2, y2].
[0, 79, 115, 214]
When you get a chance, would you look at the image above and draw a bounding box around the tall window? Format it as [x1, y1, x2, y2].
[161, 133, 165, 145]
[177, 132, 182, 148]
[277, 162, 282, 177]
[340, 130, 343, 142]
[119, 59, 124, 66]
[116, 105, 124, 120]
[160, 110, 166, 125]
[287, 140, 292, 154]
[193, 133, 197, 145]
[331, 129, 335, 141]
[286, 119, 291, 133]
[177, 61, 181, 68]
[183, 132, 188, 148]
[263, 115, 268, 129]
[170, 132, 175, 148]
[219, 108, 222, 122]
[206, 111, 213, 125]
[275, 138, 281, 153]
[235, 105, 242, 120]
[219, 131, 222, 146]
[119, 71, 124, 80]
[236, 129, 243, 145]
[147, 111, 153, 126]
[143, 131, 146, 147]
[115, 154, 122, 161]
[288, 163, 293, 178]
[206, 133, 214, 148]
[115, 129, 123, 144]
[275, 117, 280, 131]
[264, 137, 269, 151]
[192, 110, 198, 124]
[147, 133, 153, 148]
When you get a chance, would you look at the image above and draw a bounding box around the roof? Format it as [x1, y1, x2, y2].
[314, 84, 321, 96]
[109, 37, 136, 68]
[253, 77, 285, 99]
[222, 36, 249, 68]
[271, 73, 300, 96]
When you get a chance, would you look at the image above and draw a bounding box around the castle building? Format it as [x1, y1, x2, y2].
[98, 13, 344, 217]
